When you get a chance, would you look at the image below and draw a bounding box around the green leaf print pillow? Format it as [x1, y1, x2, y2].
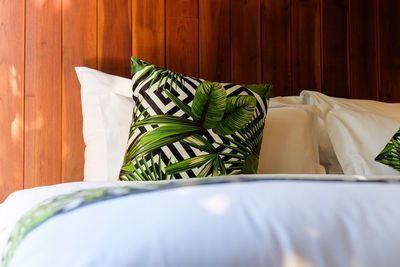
[119, 57, 271, 181]
[375, 128, 400, 172]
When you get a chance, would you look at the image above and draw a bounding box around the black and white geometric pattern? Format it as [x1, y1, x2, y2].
[120, 60, 269, 180]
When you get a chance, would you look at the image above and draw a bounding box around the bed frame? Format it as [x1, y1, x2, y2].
[1, 0, 399, 201]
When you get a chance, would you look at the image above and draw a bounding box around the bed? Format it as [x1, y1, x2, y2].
[2, 175, 400, 267]
[2, 56, 400, 267]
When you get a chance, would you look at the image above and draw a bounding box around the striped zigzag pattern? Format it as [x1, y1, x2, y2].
[119, 58, 269, 180]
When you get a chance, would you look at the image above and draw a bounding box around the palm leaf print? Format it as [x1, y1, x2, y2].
[375, 129, 400, 171]
[119, 57, 270, 181]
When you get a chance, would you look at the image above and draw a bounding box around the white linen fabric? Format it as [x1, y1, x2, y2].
[259, 102, 325, 174]
[75, 67, 133, 181]
[301, 90, 400, 175]
[269, 95, 302, 105]
[326, 108, 400, 175]
[2, 175, 400, 267]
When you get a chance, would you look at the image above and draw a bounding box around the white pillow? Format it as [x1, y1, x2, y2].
[268, 95, 302, 105]
[301, 90, 400, 174]
[301, 90, 400, 116]
[75, 67, 133, 182]
[325, 108, 400, 175]
[258, 102, 326, 174]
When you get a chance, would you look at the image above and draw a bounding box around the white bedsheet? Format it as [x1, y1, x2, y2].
[1, 174, 400, 267]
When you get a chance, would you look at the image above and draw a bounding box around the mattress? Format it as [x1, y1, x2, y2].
[1, 174, 400, 267]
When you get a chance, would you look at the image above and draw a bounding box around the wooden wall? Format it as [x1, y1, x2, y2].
[1, 0, 399, 201]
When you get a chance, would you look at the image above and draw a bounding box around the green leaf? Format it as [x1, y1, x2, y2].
[212, 158, 219, 176]
[120, 153, 174, 181]
[156, 70, 169, 92]
[120, 161, 135, 172]
[163, 88, 194, 117]
[165, 154, 216, 175]
[135, 115, 199, 127]
[191, 81, 227, 129]
[198, 159, 215, 177]
[243, 153, 259, 174]
[149, 69, 167, 89]
[217, 156, 227, 175]
[181, 134, 216, 153]
[213, 95, 257, 135]
[131, 57, 147, 76]
[375, 144, 394, 161]
[244, 84, 272, 99]
[126, 125, 201, 160]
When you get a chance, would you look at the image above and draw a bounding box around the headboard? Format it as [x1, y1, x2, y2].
[1, 0, 399, 201]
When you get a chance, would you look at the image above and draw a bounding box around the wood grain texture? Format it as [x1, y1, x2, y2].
[167, 0, 198, 18]
[261, 0, 292, 96]
[98, 0, 132, 77]
[199, 0, 230, 82]
[166, 1, 199, 77]
[132, 0, 165, 67]
[0, 0, 24, 202]
[378, 0, 400, 102]
[291, 0, 322, 94]
[230, 0, 261, 84]
[348, 0, 379, 99]
[321, 0, 350, 98]
[62, 0, 97, 183]
[25, 0, 62, 189]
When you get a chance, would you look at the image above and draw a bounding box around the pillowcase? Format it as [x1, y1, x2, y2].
[325, 108, 400, 175]
[258, 102, 325, 174]
[75, 67, 133, 182]
[268, 95, 302, 105]
[300, 90, 400, 174]
[119, 57, 271, 180]
[375, 128, 400, 172]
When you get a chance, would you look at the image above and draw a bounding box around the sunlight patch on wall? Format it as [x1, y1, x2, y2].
[9, 65, 20, 97]
[11, 115, 23, 144]
[35, 0, 63, 12]
[26, 112, 44, 131]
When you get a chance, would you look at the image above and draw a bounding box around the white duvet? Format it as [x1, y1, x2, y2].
[1, 174, 400, 267]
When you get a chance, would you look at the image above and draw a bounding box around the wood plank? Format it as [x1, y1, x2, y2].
[0, 0, 24, 201]
[98, 0, 132, 77]
[321, 0, 350, 98]
[378, 0, 400, 102]
[25, 0, 62, 189]
[166, 1, 199, 77]
[199, 0, 230, 82]
[231, 0, 261, 84]
[132, 0, 165, 67]
[291, 0, 322, 95]
[348, 0, 379, 99]
[261, 0, 292, 96]
[166, 0, 198, 18]
[62, 0, 97, 183]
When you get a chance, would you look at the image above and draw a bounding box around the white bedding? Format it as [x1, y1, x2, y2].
[2, 174, 400, 267]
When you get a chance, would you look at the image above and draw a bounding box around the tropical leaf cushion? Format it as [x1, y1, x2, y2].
[119, 57, 271, 181]
[375, 128, 400, 172]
